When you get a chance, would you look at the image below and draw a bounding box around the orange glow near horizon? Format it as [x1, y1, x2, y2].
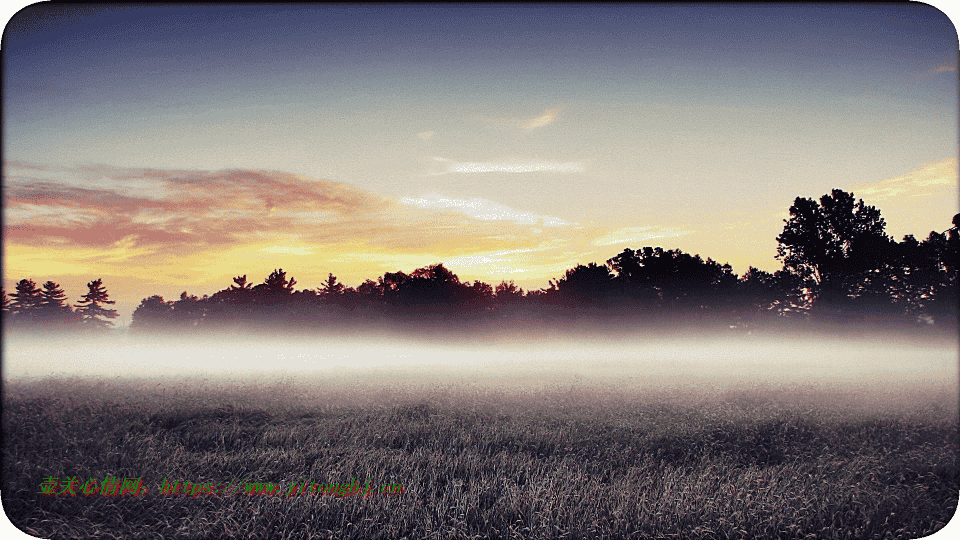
[4, 159, 956, 325]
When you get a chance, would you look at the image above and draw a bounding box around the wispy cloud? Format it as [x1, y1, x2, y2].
[592, 226, 693, 246]
[521, 106, 562, 130]
[847, 158, 958, 241]
[4, 160, 56, 171]
[259, 246, 314, 255]
[443, 249, 537, 275]
[477, 106, 563, 131]
[6, 164, 385, 216]
[399, 194, 573, 226]
[2, 161, 578, 270]
[428, 156, 583, 175]
[851, 158, 957, 201]
[3, 163, 393, 255]
[904, 64, 958, 84]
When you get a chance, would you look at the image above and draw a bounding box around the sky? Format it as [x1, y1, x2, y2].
[3, 4, 958, 326]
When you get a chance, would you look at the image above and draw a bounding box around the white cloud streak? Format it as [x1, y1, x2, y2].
[852, 158, 957, 201]
[476, 106, 563, 131]
[521, 107, 562, 130]
[444, 249, 536, 274]
[592, 226, 692, 246]
[429, 156, 583, 175]
[399, 194, 573, 226]
[259, 246, 315, 255]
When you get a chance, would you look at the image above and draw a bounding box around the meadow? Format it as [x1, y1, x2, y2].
[2, 349, 958, 539]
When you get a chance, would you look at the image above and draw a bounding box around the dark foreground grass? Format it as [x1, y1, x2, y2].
[3, 373, 957, 539]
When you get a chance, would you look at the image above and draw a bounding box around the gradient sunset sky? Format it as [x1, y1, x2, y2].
[3, 4, 958, 326]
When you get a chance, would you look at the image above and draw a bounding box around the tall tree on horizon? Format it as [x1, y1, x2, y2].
[248, 269, 297, 322]
[204, 275, 256, 326]
[257, 269, 297, 295]
[74, 279, 119, 330]
[399, 263, 465, 310]
[231, 275, 253, 291]
[38, 281, 77, 324]
[318, 273, 345, 298]
[776, 189, 892, 315]
[9, 279, 42, 325]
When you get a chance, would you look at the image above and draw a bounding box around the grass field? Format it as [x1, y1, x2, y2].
[2, 366, 958, 539]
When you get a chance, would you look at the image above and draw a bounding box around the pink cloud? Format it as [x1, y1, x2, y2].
[3, 164, 549, 257]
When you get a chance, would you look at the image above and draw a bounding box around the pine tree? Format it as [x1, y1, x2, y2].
[38, 281, 76, 324]
[231, 275, 252, 291]
[9, 279, 42, 325]
[319, 273, 345, 297]
[75, 279, 119, 330]
[261, 269, 296, 295]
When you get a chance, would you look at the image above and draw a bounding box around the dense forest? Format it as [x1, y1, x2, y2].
[4, 189, 958, 336]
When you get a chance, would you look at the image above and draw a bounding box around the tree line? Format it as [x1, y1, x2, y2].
[2, 278, 118, 330]
[4, 189, 957, 334]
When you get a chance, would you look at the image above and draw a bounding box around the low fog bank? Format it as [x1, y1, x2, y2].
[4, 329, 956, 398]
[3, 357, 957, 427]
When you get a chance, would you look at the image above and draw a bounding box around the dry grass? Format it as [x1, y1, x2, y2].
[3, 373, 957, 539]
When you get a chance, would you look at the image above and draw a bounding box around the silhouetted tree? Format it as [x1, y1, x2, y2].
[38, 281, 77, 324]
[249, 269, 297, 321]
[9, 279, 43, 325]
[326, 285, 358, 312]
[232, 274, 252, 291]
[397, 264, 463, 310]
[203, 275, 257, 326]
[356, 279, 380, 298]
[319, 273, 345, 299]
[494, 281, 524, 305]
[283, 286, 319, 325]
[465, 280, 494, 310]
[74, 279, 119, 330]
[909, 224, 959, 327]
[776, 189, 893, 318]
[131, 295, 175, 330]
[770, 269, 808, 319]
[171, 291, 205, 327]
[605, 247, 737, 315]
[734, 267, 777, 324]
[734, 267, 806, 325]
[939, 214, 960, 327]
[605, 248, 662, 310]
[553, 263, 615, 308]
[351, 279, 379, 307]
[258, 269, 297, 295]
[378, 270, 410, 306]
